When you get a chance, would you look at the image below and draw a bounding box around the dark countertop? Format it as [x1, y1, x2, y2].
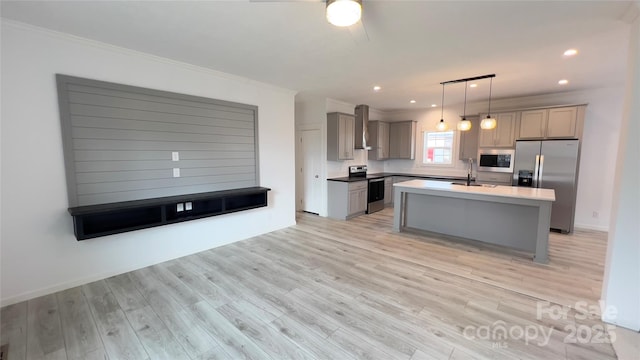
[327, 172, 474, 183]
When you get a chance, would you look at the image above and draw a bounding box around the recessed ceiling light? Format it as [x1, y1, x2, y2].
[563, 49, 578, 57]
[373, 86, 381, 91]
[469, 83, 478, 88]
[558, 79, 569, 85]
[431, 104, 437, 107]
[410, 100, 416, 104]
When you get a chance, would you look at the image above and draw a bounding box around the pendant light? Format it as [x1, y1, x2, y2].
[436, 83, 449, 131]
[326, 0, 362, 27]
[457, 81, 472, 131]
[481, 77, 497, 130]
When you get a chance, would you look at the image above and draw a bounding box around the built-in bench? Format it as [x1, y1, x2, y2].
[68, 187, 270, 240]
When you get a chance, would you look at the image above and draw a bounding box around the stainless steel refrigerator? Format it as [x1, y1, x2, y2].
[512, 139, 580, 233]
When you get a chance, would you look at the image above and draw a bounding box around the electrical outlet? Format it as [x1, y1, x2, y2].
[177, 203, 184, 212]
[173, 168, 180, 177]
[592, 211, 599, 218]
[185, 202, 192, 210]
[172, 151, 180, 161]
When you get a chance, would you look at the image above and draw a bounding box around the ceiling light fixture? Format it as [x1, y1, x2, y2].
[457, 81, 472, 131]
[326, 0, 362, 27]
[481, 76, 497, 130]
[373, 85, 381, 91]
[469, 83, 478, 88]
[558, 79, 569, 85]
[436, 83, 449, 131]
[431, 104, 437, 107]
[410, 99, 416, 104]
[563, 49, 578, 57]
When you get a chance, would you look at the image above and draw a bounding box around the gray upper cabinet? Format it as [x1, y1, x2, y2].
[518, 106, 581, 139]
[479, 112, 516, 148]
[389, 121, 417, 159]
[458, 115, 479, 160]
[519, 109, 548, 139]
[518, 106, 580, 139]
[327, 112, 355, 161]
[547, 106, 578, 138]
[368, 120, 390, 160]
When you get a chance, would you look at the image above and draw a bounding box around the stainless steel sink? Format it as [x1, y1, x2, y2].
[450, 182, 482, 187]
[450, 182, 496, 188]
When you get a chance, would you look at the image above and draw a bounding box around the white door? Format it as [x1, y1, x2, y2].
[301, 129, 321, 214]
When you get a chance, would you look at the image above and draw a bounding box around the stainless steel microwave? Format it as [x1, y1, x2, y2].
[477, 149, 515, 173]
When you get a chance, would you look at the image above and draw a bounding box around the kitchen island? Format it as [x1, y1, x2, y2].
[393, 180, 555, 263]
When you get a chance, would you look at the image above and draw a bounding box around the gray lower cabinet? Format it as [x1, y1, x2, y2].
[327, 180, 367, 219]
[476, 171, 513, 185]
[389, 121, 417, 159]
[384, 177, 393, 205]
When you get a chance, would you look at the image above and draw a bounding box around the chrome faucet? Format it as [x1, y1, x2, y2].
[467, 158, 473, 186]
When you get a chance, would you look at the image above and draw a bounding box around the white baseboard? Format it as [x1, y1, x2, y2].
[574, 223, 609, 232]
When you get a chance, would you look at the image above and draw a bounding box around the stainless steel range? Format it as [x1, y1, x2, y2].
[348, 165, 384, 214]
[348, 165, 367, 178]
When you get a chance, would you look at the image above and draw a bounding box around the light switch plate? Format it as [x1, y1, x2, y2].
[172, 151, 180, 161]
[173, 168, 180, 177]
[185, 202, 192, 210]
[177, 203, 184, 212]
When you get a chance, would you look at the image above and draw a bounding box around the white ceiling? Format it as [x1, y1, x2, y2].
[1, 0, 634, 110]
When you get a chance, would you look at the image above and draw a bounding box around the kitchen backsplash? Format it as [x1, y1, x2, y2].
[327, 150, 474, 179]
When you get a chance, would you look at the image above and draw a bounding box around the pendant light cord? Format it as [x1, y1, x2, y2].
[488, 77, 493, 116]
[463, 81, 468, 119]
[440, 83, 445, 120]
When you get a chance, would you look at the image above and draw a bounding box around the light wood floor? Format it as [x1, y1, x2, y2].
[1, 208, 619, 360]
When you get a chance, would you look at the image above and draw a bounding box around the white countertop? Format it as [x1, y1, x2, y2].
[394, 179, 556, 202]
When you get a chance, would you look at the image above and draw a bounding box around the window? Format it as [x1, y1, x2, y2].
[423, 131, 454, 165]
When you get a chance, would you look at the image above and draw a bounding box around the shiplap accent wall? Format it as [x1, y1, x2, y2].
[56, 75, 259, 207]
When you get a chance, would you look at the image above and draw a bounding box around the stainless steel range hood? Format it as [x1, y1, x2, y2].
[355, 104, 371, 150]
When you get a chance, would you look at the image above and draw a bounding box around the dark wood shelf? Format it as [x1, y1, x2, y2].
[68, 187, 270, 240]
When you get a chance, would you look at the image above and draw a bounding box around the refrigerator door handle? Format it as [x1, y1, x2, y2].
[533, 155, 540, 188]
[538, 155, 545, 187]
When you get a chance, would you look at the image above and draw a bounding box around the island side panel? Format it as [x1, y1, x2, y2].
[403, 192, 540, 252]
[534, 201, 552, 264]
[393, 185, 404, 232]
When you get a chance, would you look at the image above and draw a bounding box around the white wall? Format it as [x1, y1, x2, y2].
[382, 86, 626, 232]
[601, 4, 640, 331]
[0, 21, 297, 305]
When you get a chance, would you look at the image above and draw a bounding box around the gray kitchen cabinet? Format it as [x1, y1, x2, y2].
[349, 181, 368, 215]
[327, 180, 367, 219]
[368, 121, 390, 160]
[547, 106, 578, 138]
[327, 112, 355, 161]
[476, 171, 512, 185]
[384, 177, 393, 205]
[458, 115, 479, 160]
[389, 121, 417, 159]
[519, 106, 578, 139]
[478, 112, 516, 148]
[519, 109, 548, 139]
